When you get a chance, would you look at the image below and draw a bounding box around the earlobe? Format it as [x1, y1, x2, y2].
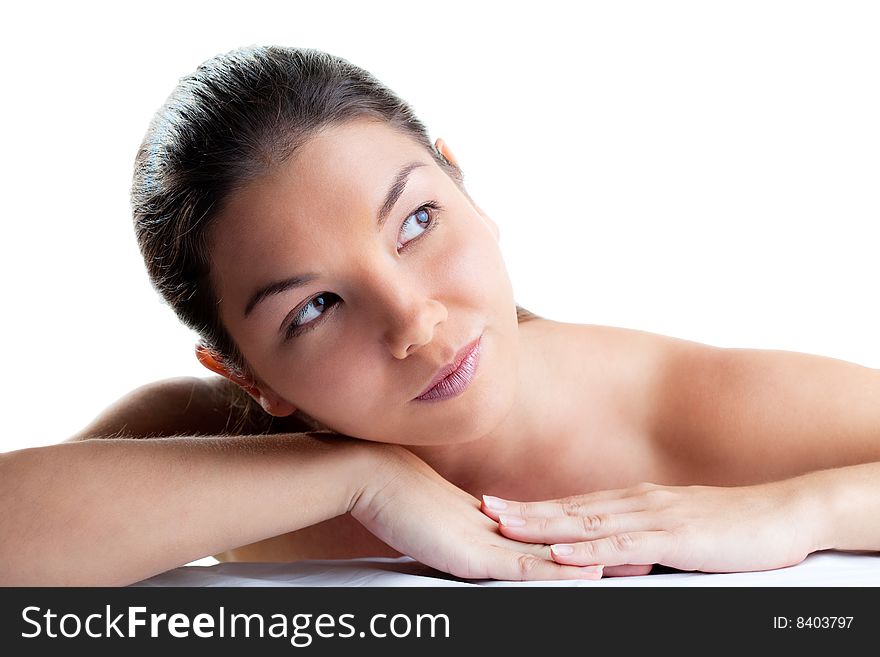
[259, 394, 298, 417]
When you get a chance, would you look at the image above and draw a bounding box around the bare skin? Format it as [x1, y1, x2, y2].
[63, 312, 880, 575]
[215, 318, 674, 563]
[61, 120, 880, 576]
[70, 318, 880, 569]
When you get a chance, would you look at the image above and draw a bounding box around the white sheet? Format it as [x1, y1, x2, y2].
[132, 550, 880, 587]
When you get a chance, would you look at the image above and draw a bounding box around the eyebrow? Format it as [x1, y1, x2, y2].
[376, 161, 427, 229]
[242, 160, 428, 319]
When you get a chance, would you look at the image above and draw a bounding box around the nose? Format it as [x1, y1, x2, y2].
[378, 282, 448, 360]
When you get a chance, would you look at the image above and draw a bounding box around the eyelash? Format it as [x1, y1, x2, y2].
[282, 201, 443, 341]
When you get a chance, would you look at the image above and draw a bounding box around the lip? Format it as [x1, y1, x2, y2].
[414, 335, 483, 402]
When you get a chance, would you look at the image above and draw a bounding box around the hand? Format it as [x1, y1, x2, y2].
[480, 479, 818, 575]
[351, 446, 605, 581]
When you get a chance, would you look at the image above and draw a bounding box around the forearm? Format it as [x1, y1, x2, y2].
[798, 461, 880, 553]
[0, 433, 394, 586]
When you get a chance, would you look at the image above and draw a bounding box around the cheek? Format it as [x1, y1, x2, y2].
[438, 225, 512, 307]
[294, 351, 408, 441]
[272, 339, 374, 423]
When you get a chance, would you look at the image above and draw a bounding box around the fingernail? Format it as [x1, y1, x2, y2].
[580, 565, 604, 579]
[551, 544, 574, 556]
[482, 495, 508, 511]
[498, 514, 526, 527]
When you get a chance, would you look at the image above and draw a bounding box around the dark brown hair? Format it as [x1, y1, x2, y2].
[131, 45, 540, 434]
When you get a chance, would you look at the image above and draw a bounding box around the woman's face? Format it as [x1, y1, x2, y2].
[208, 117, 521, 445]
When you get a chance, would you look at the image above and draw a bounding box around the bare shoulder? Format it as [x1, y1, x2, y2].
[64, 375, 246, 442]
[576, 321, 723, 422]
[535, 318, 723, 448]
[548, 319, 714, 351]
[539, 318, 720, 384]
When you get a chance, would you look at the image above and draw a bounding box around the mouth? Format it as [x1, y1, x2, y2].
[413, 335, 483, 402]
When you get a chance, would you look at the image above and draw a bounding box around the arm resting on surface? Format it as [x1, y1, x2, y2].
[14, 376, 608, 584]
[0, 433, 386, 586]
[804, 461, 880, 554]
[0, 436, 611, 585]
[63, 376, 279, 442]
[60, 376, 394, 564]
[479, 460, 880, 575]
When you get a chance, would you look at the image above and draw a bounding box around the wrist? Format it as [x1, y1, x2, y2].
[788, 468, 839, 553]
[798, 462, 880, 553]
[275, 432, 400, 517]
[344, 440, 412, 515]
[349, 443, 419, 520]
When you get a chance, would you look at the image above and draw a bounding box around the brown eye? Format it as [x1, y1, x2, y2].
[285, 293, 340, 340]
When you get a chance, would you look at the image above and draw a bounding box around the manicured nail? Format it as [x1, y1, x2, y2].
[482, 495, 508, 511]
[551, 544, 574, 556]
[498, 514, 526, 527]
[580, 565, 604, 579]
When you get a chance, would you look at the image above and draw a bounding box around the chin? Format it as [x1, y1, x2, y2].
[399, 374, 518, 446]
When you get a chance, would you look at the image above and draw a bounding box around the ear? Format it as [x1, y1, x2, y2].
[434, 137, 460, 170]
[194, 344, 297, 417]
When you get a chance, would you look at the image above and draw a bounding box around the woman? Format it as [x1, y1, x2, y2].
[3, 45, 878, 585]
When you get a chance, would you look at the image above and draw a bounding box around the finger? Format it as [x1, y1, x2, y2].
[500, 536, 656, 576]
[481, 492, 645, 522]
[496, 511, 651, 544]
[483, 536, 651, 578]
[603, 564, 655, 577]
[548, 531, 670, 568]
[481, 547, 605, 582]
[494, 537, 554, 560]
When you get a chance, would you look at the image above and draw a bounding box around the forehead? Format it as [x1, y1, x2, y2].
[283, 117, 430, 193]
[214, 119, 432, 241]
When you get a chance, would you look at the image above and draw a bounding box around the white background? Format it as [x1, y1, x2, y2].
[2, 0, 878, 453]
